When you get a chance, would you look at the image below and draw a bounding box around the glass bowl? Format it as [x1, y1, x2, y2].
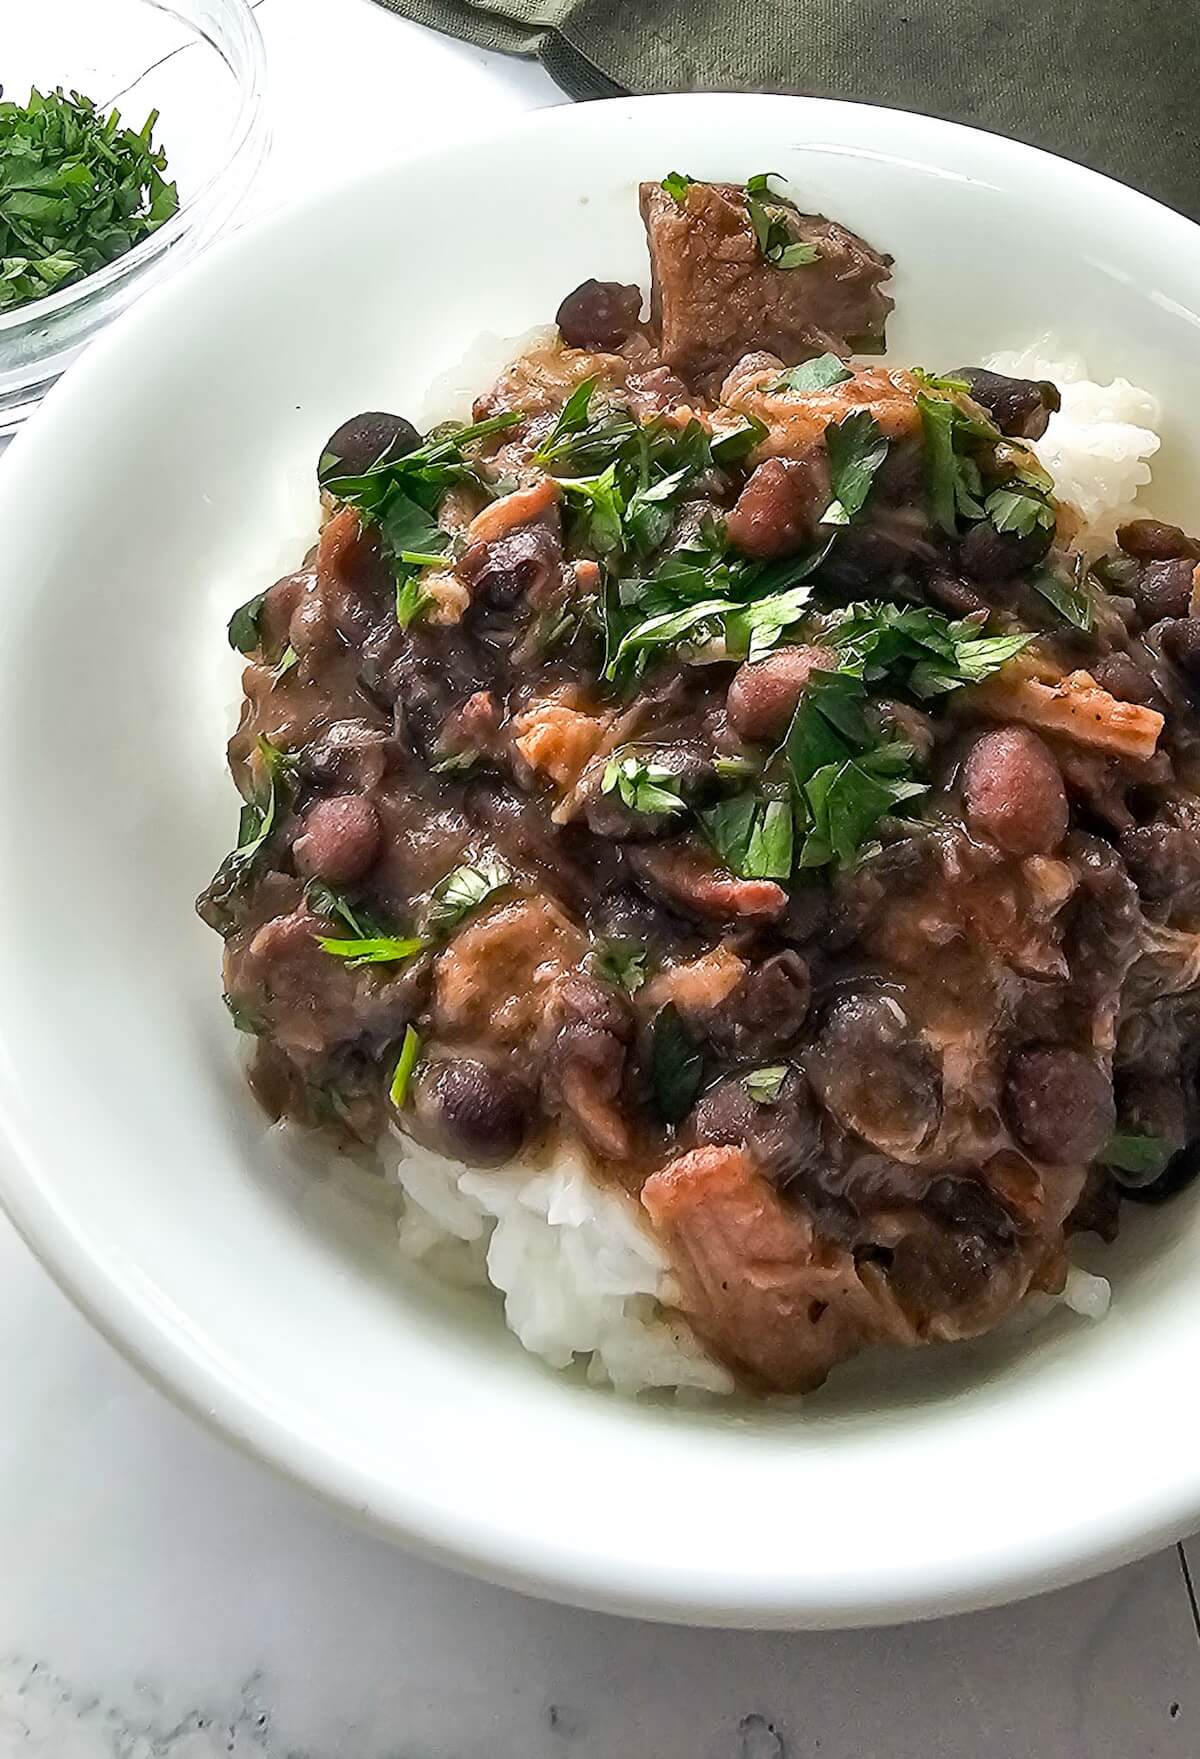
[0, 0, 268, 434]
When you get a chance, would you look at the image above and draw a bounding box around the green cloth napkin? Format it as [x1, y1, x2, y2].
[370, 0, 1198, 220]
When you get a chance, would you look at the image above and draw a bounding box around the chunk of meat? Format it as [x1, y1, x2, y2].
[726, 643, 837, 741]
[1004, 1046, 1116, 1165]
[721, 356, 921, 453]
[292, 795, 381, 885]
[474, 337, 628, 422]
[432, 896, 587, 1046]
[513, 689, 610, 790]
[961, 726, 1068, 856]
[966, 659, 1165, 762]
[642, 1145, 882, 1391]
[627, 840, 788, 922]
[725, 452, 830, 559]
[539, 971, 634, 1161]
[556, 279, 643, 350]
[642, 945, 747, 1018]
[808, 991, 943, 1161]
[457, 488, 563, 612]
[639, 180, 892, 394]
[225, 907, 417, 1066]
[410, 1057, 532, 1165]
[953, 369, 1060, 440]
[467, 478, 561, 546]
[434, 689, 502, 766]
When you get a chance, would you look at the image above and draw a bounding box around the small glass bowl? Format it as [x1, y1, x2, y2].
[0, 0, 268, 433]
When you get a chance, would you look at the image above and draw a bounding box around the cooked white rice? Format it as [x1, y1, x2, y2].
[326, 345, 1157, 1395]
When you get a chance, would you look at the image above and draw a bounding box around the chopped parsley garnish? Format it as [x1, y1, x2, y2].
[314, 933, 426, 968]
[272, 645, 299, 683]
[556, 464, 625, 555]
[304, 881, 367, 936]
[824, 602, 1033, 699]
[986, 485, 1056, 538]
[388, 1025, 422, 1109]
[822, 410, 889, 526]
[766, 354, 853, 395]
[744, 173, 820, 269]
[1029, 560, 1094, 632]
[227, 591, 266, 655]
[700, 792, 794, 879]
[589, 937, 650, 995]
[602, 755, 686, 816]
[423, 858, 511, 936]
[1099, 1132, 1171, 1180]
[784, 671, 926, 869]
[911, 367, 970, 396]
[744, 1065, 788, 1104]
[323, 411, 522, 628]
[0, 88, 178, 314]
[661, 170, 694, 204]
[710, 415, 768, 465]
[228, 738, 295, 875]
[916, 391, 996, 534]
[649, 1003, 704, 1125]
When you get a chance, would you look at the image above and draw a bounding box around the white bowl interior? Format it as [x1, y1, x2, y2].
[1, 96, 1200, 1627]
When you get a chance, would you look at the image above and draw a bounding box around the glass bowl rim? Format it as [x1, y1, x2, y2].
[0, 0, 268, 338]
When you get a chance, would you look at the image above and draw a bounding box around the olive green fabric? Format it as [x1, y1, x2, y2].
[370, 0, 1198, 220]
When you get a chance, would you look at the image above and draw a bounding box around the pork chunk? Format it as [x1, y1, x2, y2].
[639, 180, 893, 394]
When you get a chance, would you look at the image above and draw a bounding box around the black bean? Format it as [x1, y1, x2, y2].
[1117, 518, 1200, 564]
[687, 1067, 821, 1182]
[707, 952, 811, 1059]
[725, 453, 830, 560]
[1119, 821, 1200, 904]
[320, 412, 420, 482]
[1160, 616, 1200, 680]
[411, 1058, 532, 1166]
[1133, 560, 1195, 623]
[808, 991, 942, 1158]
[1004, 1046, 1115, 1164]
[957, 519, 1052, 582]
[555, 280, 643, 349]
[954, 367, 1061, 440]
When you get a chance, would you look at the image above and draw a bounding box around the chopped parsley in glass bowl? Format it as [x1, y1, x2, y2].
[0, 0, 267, 434]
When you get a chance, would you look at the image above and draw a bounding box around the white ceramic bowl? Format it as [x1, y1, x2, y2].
[1, 95, 1199, 1630]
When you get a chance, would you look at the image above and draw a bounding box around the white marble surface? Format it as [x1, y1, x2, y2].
[2, 1, 1199, 1750]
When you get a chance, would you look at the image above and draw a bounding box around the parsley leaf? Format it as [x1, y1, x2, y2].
[916, 391, 996, 534]
[314, 934, 426, 968]
[589, 937, 650, 995]
[602, 755, 687, 816]
[533, 376, 599, 462]
[700, 793, 794, 879]
[304, 881, 367, 936]
[388, 1025, 422, 1109]
[228, 738, 294, 875]
[1030, 562, 1094, 632]
[556, 464, 625, 555]
[605, 595, 739, 679]
[911, 367, 970, 396]
[423, 858, 511, 936]
[661, 171, 694, 204]
[766, 354, 853, 395]
[228, 591, 266, 655]
[649, 1004, 704, 1125]
[822, 410, 889, 526]
[395, 571, 433, 630]
[986, 486, 1056, 537]
[710, 415, 768, 465]
[784, 672, 926, 869]
[744, 1065, 788, 1104]
[1099, 1132, 1171, 1180]
[0, 88, 178, 315]
[824, 601, 1032, 699]
[744, 172, 820, 270]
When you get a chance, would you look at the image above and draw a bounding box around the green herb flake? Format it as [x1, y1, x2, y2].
[701, 793, 794, 880]
[649, 1003, 704, 1126]
[314, 934, 427, 968]
[1099, 1132, 1171, 1180]
[916, 391, 997, 534]
[710, 415, 768, 465]
[911, 367, 971, 396]
[1030, 564, 1094, 632]
[304, 881, 367, 937]
[0, 88, 178, 315]
[395, 569, 433, 631]
[743, 1065, 788, 1104]
[227, 591, 267, 655]
[589, 937, 650, 995]
[227, 737, 295, 876]
[743, 171, 820, 271]
[424, 858, 511, 937]
[986, 486, 1056, 538]
[388, 1025, 422, 1109]
[661, 171, 694, 204]
[766, 354, 853, 396]
[822, 410, 889, 527]
[602, 755, 686, 816]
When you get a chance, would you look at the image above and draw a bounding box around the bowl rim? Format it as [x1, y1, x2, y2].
[0, 0, 267, 337]
[3, 89, 1200, 1629]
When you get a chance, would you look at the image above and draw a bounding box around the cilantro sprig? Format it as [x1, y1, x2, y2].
[0, 87, 178, 314]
